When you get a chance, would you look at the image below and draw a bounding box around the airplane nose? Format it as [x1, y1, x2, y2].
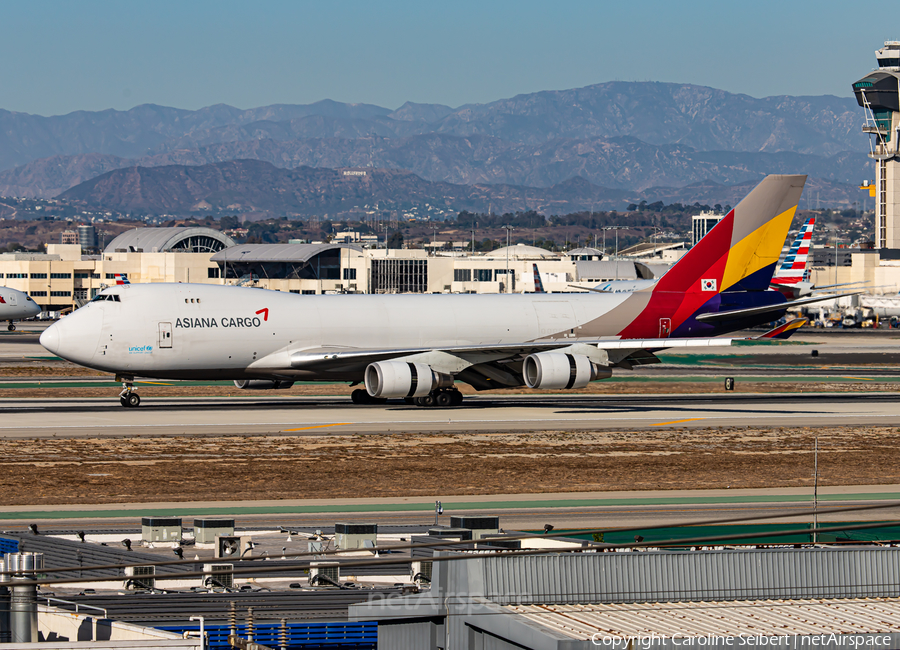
[40, 324, 60, 355]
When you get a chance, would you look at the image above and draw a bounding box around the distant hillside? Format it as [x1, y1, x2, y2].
[1, 135, 870, 200]
[56, 159, 855, 218]
[0, 80, 871, 206]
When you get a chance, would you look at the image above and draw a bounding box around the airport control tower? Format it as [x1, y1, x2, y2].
[853, 41, 900, 248]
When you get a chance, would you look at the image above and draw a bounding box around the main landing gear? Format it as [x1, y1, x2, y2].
[119, 379, 141, 408]
[410, 388, 464, 408]
[351, 388, 464, 407]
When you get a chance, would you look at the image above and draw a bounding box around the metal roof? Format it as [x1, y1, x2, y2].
[210, 243, 363, 264]
[482, 244, 560, 260]
[58, 588, 406, 626]
[105, 228, 235, 254]
[574, 260, 639, 280]
[0, 533, 189, 579]
[507, 598, 900, 639]
[450, 547, 900, 606]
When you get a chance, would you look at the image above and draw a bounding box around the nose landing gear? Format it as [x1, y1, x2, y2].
[118, 378, 141, 408]
[7, 321, 15, 332]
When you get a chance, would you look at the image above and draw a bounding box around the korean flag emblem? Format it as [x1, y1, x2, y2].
[701, 279, 717, 292]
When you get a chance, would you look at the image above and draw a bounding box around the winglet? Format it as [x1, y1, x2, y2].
[755, 317, 808, 340]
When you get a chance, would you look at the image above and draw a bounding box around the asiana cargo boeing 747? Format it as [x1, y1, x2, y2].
[41, 175, 834, 408]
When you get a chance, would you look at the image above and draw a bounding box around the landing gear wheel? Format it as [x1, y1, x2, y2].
[7, 323, 14, 332]
[435, 392, 453, 407]
[415, 394, 435, 407]
[120, 396, 129, 408]
[126, 393, 141, 408]
[404, 397, 415, 405]
[450, 389, 463, 406]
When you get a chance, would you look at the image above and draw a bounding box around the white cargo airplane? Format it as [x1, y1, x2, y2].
[41, 175, 830, 408]
[0, 287, 41, 331]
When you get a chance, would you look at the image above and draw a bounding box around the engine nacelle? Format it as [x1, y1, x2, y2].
[522, 352, 612, 390]
[365, 361, 453, 398]
[233, 379, 295, 390]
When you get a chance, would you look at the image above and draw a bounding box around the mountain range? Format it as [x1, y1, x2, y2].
[0, 81, 874, 212]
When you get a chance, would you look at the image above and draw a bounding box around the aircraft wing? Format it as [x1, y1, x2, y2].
[288, 336, 738, 371]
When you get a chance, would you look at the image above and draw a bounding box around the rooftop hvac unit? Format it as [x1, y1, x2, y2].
[203, 563, 234, 589]
[141, 517, 182, 544]
[411, 560, 433, 583]
[450, 515, 500, 540]
[308, 562, 340, 586]
[194, 519, 235, 544]
[427, 527, 473, 540]
[334, 522, 377, 550]
[124, 565, 155, 590]
[216, 535, 252, 559]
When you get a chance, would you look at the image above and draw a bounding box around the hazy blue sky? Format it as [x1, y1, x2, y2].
[1, 0, 893, 115]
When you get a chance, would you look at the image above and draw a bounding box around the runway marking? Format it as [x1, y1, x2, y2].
[652, 418, 705, 426]
[842, 376, 874, 381]
[283, 423, 352, 432]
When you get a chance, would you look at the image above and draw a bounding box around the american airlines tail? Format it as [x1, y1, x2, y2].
[532, 264, 545, 293]
[771, 215, 815, 286]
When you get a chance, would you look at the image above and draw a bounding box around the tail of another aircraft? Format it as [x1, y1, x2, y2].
[115, 274, 130, 285]
[771, 215, 815, 286]
[532, 264, 545, 293]
[755, 317, 808, 340]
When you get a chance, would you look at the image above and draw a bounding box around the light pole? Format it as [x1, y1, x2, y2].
[503, 225, 513, 293]
[604, 226, 626, 280]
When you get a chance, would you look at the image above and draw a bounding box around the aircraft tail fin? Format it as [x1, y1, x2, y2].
[115, 273, 130, 285]
[772, 214, 816, 285]
[532, 264, 545, 293]
[652, 174, 807, 295]
[755, 317, 808, 340]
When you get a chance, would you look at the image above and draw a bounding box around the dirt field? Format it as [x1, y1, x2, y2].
[0, 426, 897, 506]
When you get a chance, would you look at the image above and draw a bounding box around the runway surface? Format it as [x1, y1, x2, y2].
[2, 391, 900, 437]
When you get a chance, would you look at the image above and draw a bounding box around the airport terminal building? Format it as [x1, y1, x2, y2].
[0, 227, 666, 312]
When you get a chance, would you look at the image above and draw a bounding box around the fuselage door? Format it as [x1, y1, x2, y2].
[659, 318, 671, 338]
[158, 322, 173, 349]
[6, 292, 16, 307]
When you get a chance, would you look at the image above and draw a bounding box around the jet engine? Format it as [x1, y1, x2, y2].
[522, 352, 612, 390]
[365, 361, 453, 398]
[233, 380, 295, 390]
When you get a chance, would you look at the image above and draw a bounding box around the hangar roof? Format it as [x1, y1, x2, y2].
[210, 243, 363, 264]
[105, 227, 235, 254]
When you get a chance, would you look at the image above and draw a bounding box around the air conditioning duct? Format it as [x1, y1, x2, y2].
[364, 361, 453, 398]
[233, 379, 294, 390]
[523, 352, 612, 390]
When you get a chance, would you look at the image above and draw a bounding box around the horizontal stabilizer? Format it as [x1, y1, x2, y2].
[694, 293, 851, 323]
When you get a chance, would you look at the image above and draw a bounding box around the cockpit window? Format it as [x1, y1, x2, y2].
[91, 294, 121, 302]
